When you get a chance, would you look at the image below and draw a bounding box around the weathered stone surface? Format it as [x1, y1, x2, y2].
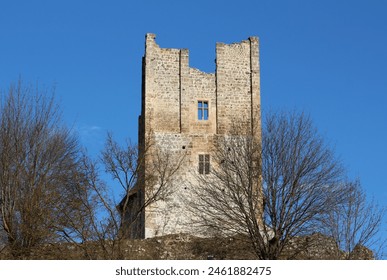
[1, 233, 373, 260]
[133, 33, 262, 238]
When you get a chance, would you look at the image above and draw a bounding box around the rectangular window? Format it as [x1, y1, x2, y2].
[199, 154, 210, 174]
[198, 101, 209, 120]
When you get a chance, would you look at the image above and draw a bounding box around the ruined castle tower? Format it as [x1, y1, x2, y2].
[124, 33, 261, 238]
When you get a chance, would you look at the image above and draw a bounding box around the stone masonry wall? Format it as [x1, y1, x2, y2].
[216, 37, 260, 135]
[143, 33, 181, 133]
[137, 33, 261, 238]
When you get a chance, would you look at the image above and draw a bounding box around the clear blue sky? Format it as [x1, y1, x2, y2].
[1, 0, 386, 240]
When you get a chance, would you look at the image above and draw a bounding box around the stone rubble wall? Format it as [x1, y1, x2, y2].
[137, 33, 261, 238]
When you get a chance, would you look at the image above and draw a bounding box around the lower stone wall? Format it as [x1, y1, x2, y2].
[0, 233, 374, 260]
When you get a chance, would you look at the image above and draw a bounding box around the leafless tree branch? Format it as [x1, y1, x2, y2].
[188, 111, 347, 259]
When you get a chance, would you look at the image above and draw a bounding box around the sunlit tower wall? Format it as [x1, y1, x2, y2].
[130, 33, 261, 238]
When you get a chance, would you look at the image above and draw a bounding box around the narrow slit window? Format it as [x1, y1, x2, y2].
[198, 101, 209, 120]
[199, 154, 210, 174]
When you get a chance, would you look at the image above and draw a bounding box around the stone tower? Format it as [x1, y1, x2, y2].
[124, 33, 261, 238]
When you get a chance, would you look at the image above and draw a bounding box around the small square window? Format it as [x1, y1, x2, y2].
[199, 154, 210, 174]
[198, 101, 209, 120]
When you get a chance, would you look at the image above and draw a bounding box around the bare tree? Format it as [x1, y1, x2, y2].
[189, 111, 345, 259]
[321, 179, 385, 259]
[0, 81, 86, 258]
[52, 131, 185, 259]
[57, 134, 185, 259]
[57, 153, 125, 259]
[0, 81, 184, 259]
[101, 132, 185, 239]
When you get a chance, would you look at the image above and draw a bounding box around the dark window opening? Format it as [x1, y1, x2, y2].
[199, 154, 210, 174]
